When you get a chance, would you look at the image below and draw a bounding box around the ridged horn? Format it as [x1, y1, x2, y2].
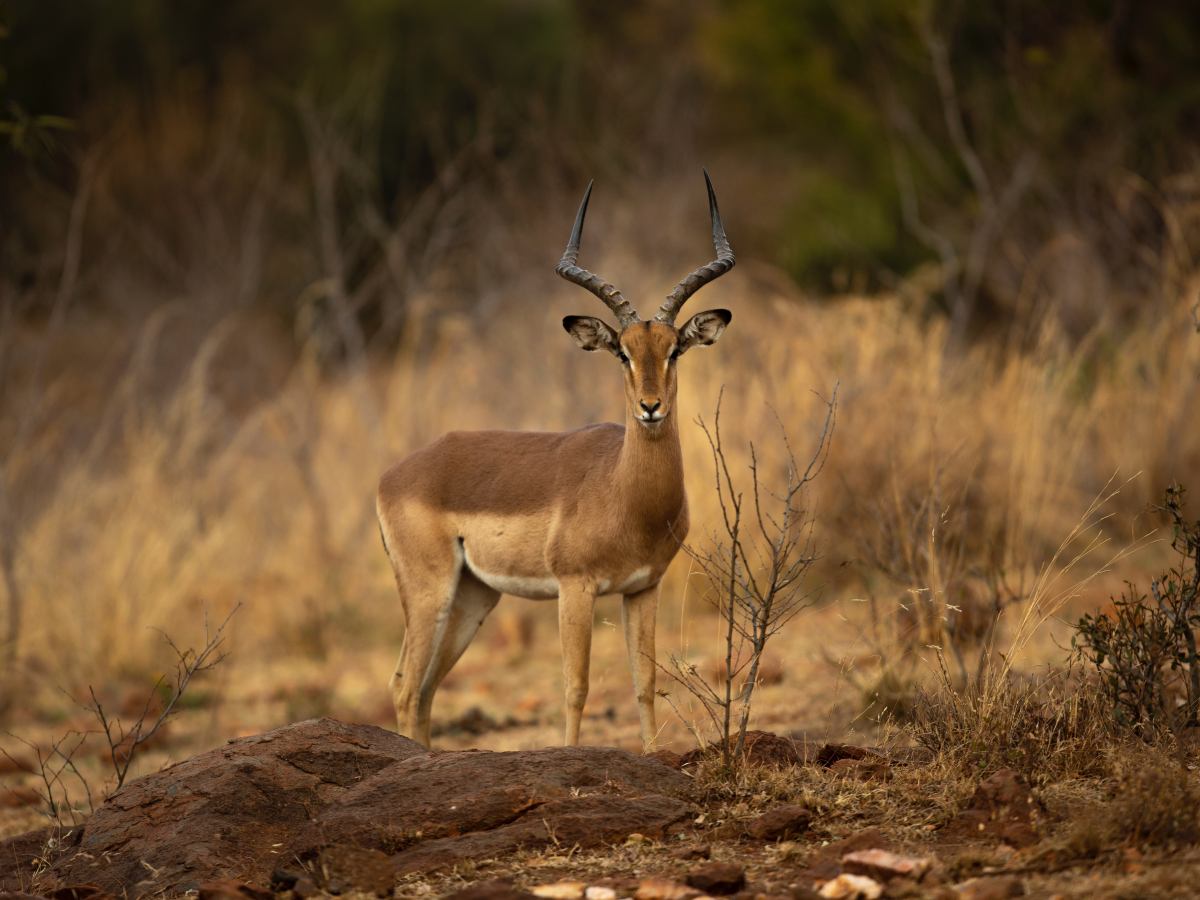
[555, 181, 639, 329]
[655, 169, 735, 324]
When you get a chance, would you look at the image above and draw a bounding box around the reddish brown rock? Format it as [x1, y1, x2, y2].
[815, 744, 884, 767]
[679, 732, 805, 770]
[390, 793, 689, 874]
[302, 744, 690, 873]
[685, 862, 746, 895]
[195, 879, 272, 900]
[803, 829, 889, 881]
[291, 877, 320, 899]
[947, 769, 1045, 847]
[633, 878, 697, 900]
[952, 876, 1025, 899]
[48, 888, 114, 900]
[880, 877, 923, 898]
[745, 804, 813, 841]
[841, 850, 930, 883]
[530, 882, 585, 899]
[648, 749, 685, 770]
[314, 845, 396, 896]
[3, 719, 691, 897]
[47, 719, 421, 895]
[442, 881, 539, 900]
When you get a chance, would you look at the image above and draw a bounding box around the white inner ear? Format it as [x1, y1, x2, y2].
[683, 313, 726, 347]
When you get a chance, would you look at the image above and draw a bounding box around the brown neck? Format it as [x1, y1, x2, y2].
[614, 406, 685, 526]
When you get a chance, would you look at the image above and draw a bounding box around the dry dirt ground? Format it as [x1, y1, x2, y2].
[3, 602, 1199, 899]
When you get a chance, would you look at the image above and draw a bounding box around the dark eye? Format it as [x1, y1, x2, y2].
[617, 350, 630, 365]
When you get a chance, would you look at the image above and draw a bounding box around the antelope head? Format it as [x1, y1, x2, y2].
[557, 171, 734, 434]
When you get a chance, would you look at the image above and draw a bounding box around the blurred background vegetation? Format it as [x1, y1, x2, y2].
[6, 0, 1200, 316]
[1, 1, 1199, 745]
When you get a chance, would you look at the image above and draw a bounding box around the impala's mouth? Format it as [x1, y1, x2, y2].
[638, 411, 665, 426]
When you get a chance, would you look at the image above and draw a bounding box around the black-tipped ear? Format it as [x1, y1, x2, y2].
[677, 308, 731, 353]
[563, 315, 620, 355]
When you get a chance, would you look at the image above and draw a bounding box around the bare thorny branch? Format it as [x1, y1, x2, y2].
[661, 386, 837, 767]
[2, 732, 94, 827]
[87, 603, 241, 793]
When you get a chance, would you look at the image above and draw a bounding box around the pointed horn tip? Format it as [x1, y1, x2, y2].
[702, 169, 721, 216]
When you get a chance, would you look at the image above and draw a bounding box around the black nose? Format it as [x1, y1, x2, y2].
[640, 400, 661, 414]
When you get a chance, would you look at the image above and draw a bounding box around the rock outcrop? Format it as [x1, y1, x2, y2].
[1, 719, 693, 897]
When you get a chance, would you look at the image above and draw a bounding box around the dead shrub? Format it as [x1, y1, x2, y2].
[910, 660, 1115, 783]
[1106, 746, 1200, 849]
[661, 388, 835, 770]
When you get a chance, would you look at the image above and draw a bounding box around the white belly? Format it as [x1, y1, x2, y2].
[462, 546, 559, 599]
[462, 547, 654, 600]
[599, 565, 654, 595]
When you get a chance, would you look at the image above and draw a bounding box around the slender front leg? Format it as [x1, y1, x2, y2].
[623, 583, 659, 750]
[558, 581, 597, 746]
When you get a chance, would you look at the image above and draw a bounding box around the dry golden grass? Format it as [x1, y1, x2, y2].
[1, 221, 1199, 761]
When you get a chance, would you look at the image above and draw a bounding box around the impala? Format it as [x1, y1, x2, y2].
[376, 171, 735, 748]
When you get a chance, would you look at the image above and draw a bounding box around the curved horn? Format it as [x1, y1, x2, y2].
[655, 169, 735, 324]
[555, 181, 639, 329]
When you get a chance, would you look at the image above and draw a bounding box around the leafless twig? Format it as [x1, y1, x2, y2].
[662, 386, 837, 768]
[3, 731, 94, 826]
[86, 604, 240, 792]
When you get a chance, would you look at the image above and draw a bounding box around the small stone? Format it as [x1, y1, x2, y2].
[196, 880, 273, 900]
[841, 850, 930, 883]
[649, 749, 686, 769]
[952, 876, 1025, 900]
[49, 887, 117, 900]
[634, 878, 697, 900]
[673, 844, 713, 860]
[948, 770, 1044, 848]
[292, 877, 321, 899]
[533, 883, 586, 900]
[815, 744, 883, 766]
[828, 758, 890, 781]
[317, 845, 396, 896]
[817, 874, 883, 900]
[443, 880, 539, 900]
[585, 888, 619, 900]
[627, 832, 650, 845]
[686, 862, 746, 895]
[881, 877, 922, 898]
[269, 868, 301, 891]
[746, 805, 812, 841]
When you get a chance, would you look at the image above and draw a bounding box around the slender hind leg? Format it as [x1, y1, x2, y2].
[388, 636, 408, 732]
[428, 570, 501, 688]
[386, 533, 463, 746]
